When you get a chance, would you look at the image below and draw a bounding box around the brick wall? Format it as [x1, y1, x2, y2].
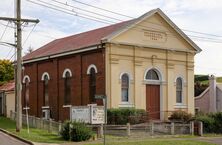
[22, 48, 105, 121]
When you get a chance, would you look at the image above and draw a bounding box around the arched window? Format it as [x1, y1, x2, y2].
[64, 71, 71, 105]
[176, 77, 183, 103]
[24, 77, 30, 107]
[43, 74, 49, 106]
[121, 74, 129, 102]
[146, 69, 159, 80]
[89, 67, 96, 103]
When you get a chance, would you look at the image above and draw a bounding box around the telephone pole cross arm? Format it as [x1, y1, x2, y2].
[0, 0, 39, 132]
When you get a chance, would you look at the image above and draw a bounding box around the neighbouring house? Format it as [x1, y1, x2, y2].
[195, 75, 222, 113]
[0, 81, 15, 117]
[22, 8, 201, 121]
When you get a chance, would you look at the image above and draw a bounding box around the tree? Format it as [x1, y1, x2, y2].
[0, 59, 14, 85]
[25, 46, 34, 55]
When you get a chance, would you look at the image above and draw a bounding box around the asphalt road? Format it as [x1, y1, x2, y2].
[0, 131, 28, 145]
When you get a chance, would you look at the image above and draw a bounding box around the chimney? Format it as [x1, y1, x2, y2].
[209, 75, 217, 112]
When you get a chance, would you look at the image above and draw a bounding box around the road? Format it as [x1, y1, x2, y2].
[0, 131, 28, 145]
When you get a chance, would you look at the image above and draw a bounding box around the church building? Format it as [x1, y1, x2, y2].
[22, 8, 201, 121]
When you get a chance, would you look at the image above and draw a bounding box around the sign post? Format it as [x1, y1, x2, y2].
[95, 95, 107, 145]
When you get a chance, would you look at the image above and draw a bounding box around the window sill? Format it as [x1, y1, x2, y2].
[174, 104, 187, 109]
[119, 102, 134, 108]
[42, 106, 49, 109]
[23, 107, 30, 110]
[63, 105, 72, 108]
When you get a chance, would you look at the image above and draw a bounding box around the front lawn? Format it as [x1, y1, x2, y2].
[86, 140, 215, 145]
[0, 117, 65, 143]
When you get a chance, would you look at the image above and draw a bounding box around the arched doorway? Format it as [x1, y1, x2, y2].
[144, 68, 161, 120]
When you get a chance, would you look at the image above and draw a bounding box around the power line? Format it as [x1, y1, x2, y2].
[23, 23, 36, 46]
[72, 0, 222, 38]
[0, 21, 9, 40]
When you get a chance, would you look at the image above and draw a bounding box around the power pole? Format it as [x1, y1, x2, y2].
[0, 0, 39, 132]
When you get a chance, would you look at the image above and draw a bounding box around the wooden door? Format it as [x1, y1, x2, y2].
[146, 85, 160, 120]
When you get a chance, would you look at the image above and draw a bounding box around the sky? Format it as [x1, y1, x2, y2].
[0, 0, 222, 76]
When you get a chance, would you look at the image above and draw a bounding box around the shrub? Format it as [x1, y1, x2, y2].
[60, 121, 93, 142]
[195, 112, 222, 133]
[168, 111, 193, 122]
[107, 108, 148, 125]
[60, 120, 71, 141]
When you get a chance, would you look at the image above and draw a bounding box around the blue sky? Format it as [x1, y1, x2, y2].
[0, 0, 222, 76]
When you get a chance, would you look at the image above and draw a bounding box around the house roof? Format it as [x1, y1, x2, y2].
[217, 84, 222, 91]
[23, 20, 134, 61]
[23, 8, 201, 63]
[0, 81, 15, 92]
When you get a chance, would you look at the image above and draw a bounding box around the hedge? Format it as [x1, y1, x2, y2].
[107, 108, 148, 125]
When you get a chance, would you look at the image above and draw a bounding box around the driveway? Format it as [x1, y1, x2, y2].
[0, 131, 28, 145]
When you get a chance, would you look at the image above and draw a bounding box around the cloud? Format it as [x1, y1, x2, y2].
[0, 0, 221, 76]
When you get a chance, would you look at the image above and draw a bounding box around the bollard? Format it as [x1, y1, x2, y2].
[127, 123, 131, 136]
[171, 122, 175, 135]
[97, 124, 103, 138]
[58, 121, 62, 133]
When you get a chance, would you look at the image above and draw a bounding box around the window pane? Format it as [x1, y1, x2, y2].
[176, 78, 182, 103]
[121, 74, 129, 102]
[146, 69, 159, 80]
[89, 68, 96, 103]
[64, 72, 71, 105]
[25, 78, 29, 107]
[44, 75, 49, 106]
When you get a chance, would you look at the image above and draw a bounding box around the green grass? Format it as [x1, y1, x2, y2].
[0, 117, 66, 143]
[86, 140, 215, 145]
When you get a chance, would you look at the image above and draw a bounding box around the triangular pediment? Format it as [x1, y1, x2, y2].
[103, 8, 201, 53]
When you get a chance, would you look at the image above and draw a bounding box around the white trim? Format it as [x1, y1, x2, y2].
[119, 72, 133, 80]
[174, 104, 187, 109]
[144, 67, 163, 81]
[23, 107, 30, 110]
[62, 68, 72, 78]
[63, 105, 72, 108]
[41, 72, 50, 81]
[42, 106, 50, 109]
[119, 102, 134, 108]
[23, 46, 99, 64]
[87, 64, 98, 74]
[195, 87, 210, 99]
[22, 75, 30, 83]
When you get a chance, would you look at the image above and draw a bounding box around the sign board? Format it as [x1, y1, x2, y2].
[71, 105, 105, 124]
[91, 106, 105, 124]
[71, 106, 90, 123]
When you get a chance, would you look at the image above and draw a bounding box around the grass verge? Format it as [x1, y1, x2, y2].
[0, 116, 65, 143]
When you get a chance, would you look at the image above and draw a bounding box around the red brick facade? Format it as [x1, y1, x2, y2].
[22, 48, 105, 121]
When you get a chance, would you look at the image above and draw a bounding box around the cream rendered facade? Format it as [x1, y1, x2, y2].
[104, 9, 200, 120]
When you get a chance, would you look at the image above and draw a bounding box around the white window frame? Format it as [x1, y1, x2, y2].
[62, 68, 72, 78]
[87, 64, 98, 75]
[41, 72, 50, 81]
[174, 76, 185, 107]
[22, 75, 30, 83]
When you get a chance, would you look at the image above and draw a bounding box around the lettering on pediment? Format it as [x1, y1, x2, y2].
[143, 30, 167, 43]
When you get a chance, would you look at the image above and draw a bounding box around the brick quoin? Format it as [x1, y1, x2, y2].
[22, 48, 105, 121]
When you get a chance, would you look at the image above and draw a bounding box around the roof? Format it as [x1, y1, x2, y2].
[0, 81, 15, 92]
[23, 8, 201, 63]
[23, 20, 134, 61]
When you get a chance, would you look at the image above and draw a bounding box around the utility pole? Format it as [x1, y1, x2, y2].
[0, 0, 39, 132]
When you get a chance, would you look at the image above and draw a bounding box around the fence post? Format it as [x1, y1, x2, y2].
[199, 121, 203, 136]
[97, 124, 103, 138]
[171, 122, 175, 135]
[58, 121, 62, 134]
[151, 122, 154, 136]
[48, 119, 52, 133]
[10, 110, 12, 120]
[190, 121, 194, 135]
[126, 123, 130, 136]
[40, 118, 43, 129]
